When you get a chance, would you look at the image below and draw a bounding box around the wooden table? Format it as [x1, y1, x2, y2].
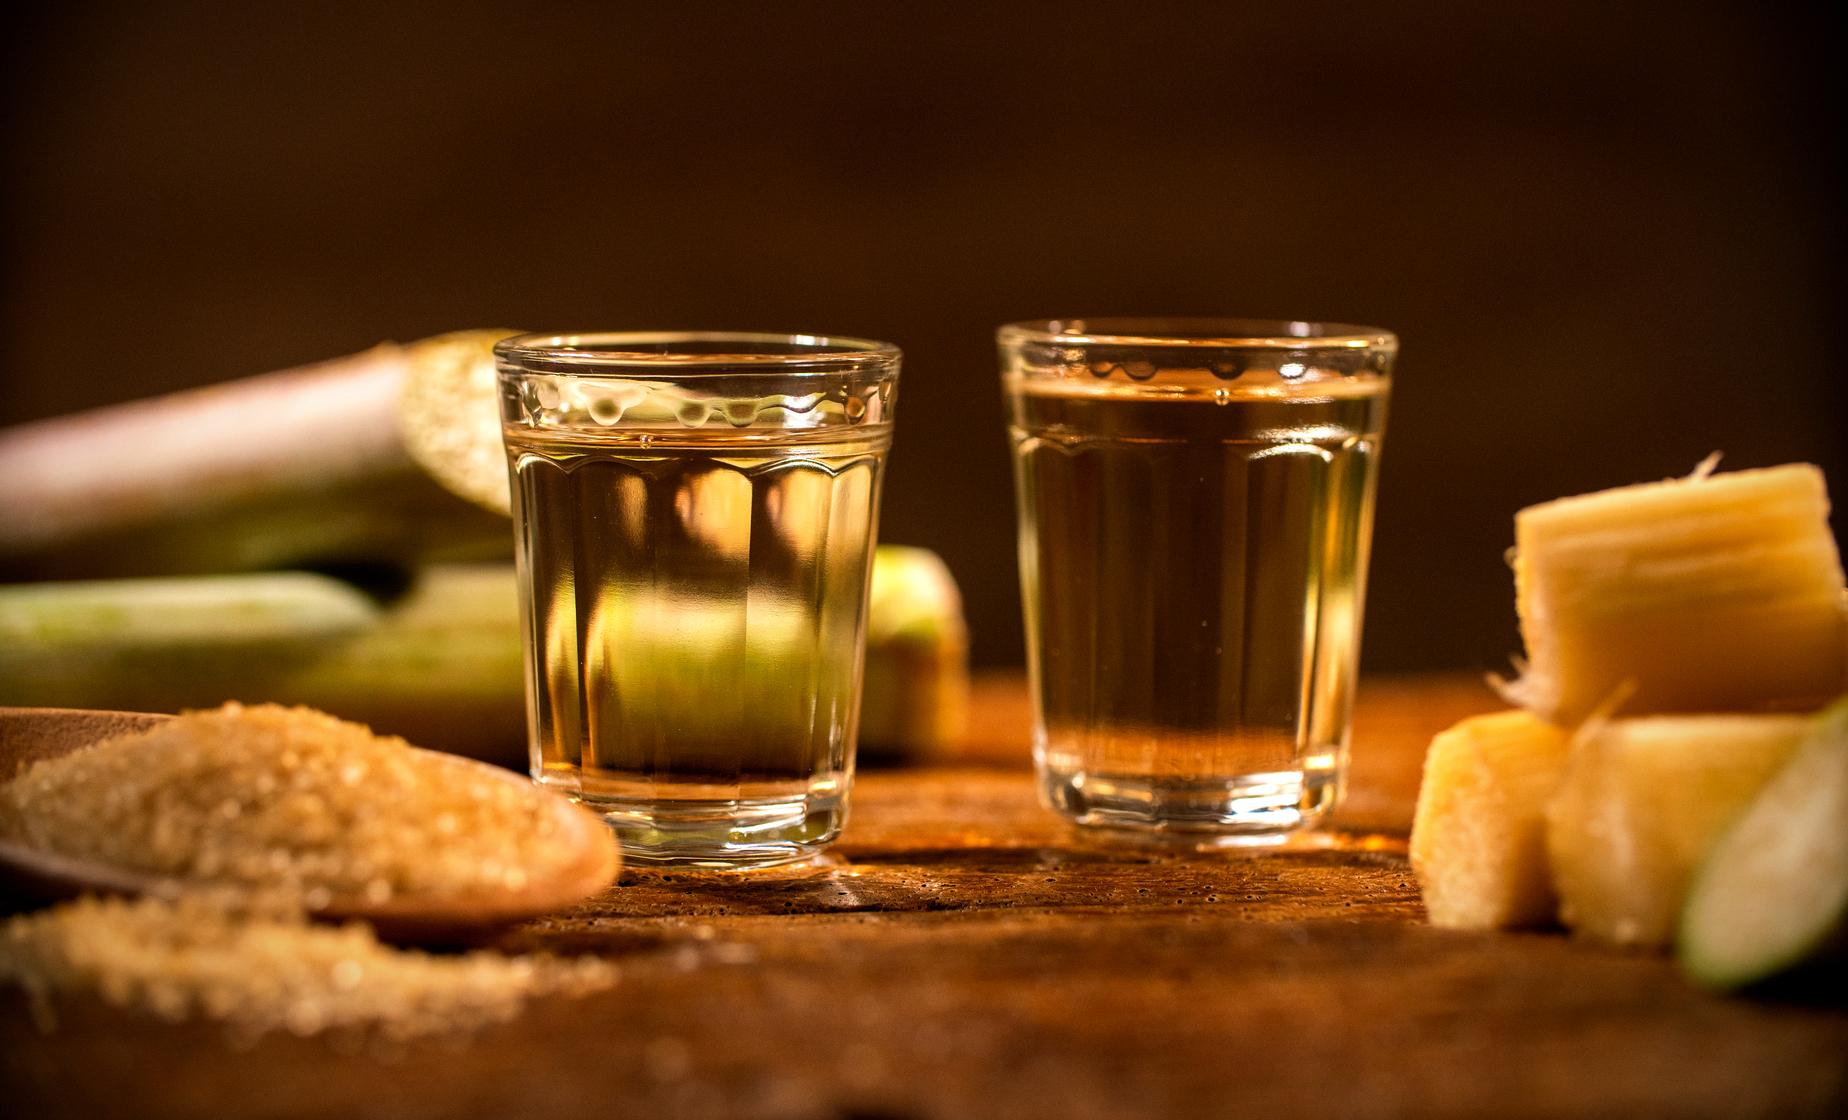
[4, 674, 1844, 1118]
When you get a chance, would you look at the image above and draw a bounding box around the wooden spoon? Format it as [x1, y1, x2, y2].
[0, 706, 620, 943]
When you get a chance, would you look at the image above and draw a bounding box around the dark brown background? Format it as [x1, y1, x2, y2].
[3, 1, 1841, 671]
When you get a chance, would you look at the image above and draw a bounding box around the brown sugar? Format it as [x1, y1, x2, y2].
[0, 702, 577, 907]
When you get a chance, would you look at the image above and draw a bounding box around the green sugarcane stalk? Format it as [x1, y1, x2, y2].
[0, 567, 527, 762]
[0, 549, 967, 766]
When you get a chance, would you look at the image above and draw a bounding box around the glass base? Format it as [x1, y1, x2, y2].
[572, 791, 847, 869]
[1038, 765, 1339, 839]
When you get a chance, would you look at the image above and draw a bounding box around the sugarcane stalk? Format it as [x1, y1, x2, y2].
[0, 550, 969, 766]
[0, 566, 527, 763]
[0, 331, 516, 580]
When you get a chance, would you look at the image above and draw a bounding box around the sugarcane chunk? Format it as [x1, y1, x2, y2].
[1501, 464, 1847, 726]
[1546, 714, 1809, 947]
[1679, 699, 1848, 989]
[1411, 711, 1573, 930]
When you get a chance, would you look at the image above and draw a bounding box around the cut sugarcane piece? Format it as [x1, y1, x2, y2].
[859, 546, 970, 761]
[0, 330, 518, 579]
[1410, 710, 1573, 929]
[1546, 714, 1810, 947]
[397, 329, 517, 516]
[1679, 698, 1848, 989]
[1499, 463, 1846, 726]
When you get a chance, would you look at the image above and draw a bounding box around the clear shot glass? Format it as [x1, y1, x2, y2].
[496, 331, 900, 868]
[999, 318, 1395, 841]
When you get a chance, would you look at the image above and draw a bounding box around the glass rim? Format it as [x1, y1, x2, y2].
[493, 330, 901, 375]
[997, 317, 1396, 351]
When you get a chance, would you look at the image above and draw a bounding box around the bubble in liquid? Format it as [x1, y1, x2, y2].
[1210, 359, 1246, 380]
[1213, 387, 1232, 405]
[725, 400, 758, 427]
[1123, 361, 1158, 381]
[844, 394, 867, 421]
[676, 400, 711, 427]
[589, 396, 625, 425]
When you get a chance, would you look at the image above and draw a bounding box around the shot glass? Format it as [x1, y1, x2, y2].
[496, 331, 900, 868]
[1000, 318, 1394, 840]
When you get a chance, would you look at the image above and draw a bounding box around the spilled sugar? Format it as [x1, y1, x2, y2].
[0, 703, 576, 906]
[0, 893, 615, 1043]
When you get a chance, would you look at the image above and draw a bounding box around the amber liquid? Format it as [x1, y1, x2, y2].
[506, 424, 888, 865]
[1007, 376, 1386, 835]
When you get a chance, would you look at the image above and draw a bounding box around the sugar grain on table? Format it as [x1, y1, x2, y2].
[0, 893, 615, 1042]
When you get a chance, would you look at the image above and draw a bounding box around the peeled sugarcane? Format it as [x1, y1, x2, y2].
[0, 550, 968, 766]
[1413, 460, 1848, 952]
[1496, 461, 1846, 725]
[1410, 710, 1573, 930]
[1545, 713, 1810, 947]
[0, 330, 515, 579]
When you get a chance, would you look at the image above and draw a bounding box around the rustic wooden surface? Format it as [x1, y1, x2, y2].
[3, 674, 1845, 1119]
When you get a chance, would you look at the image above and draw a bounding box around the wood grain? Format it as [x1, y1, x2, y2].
[3, 676, 1843, 1119]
